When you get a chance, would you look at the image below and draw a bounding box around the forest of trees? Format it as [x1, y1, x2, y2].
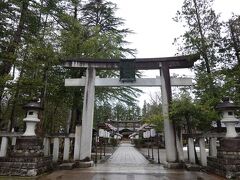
[0, 0, 239, 135]
[0, 0, 140, 134]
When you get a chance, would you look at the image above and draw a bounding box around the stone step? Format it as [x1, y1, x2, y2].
[59, 163, 76, 170]
[185, 163, 201, 171]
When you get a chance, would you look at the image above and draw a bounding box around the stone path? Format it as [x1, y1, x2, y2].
[39, 142, 224, 180]
[106, 143, 149, 165]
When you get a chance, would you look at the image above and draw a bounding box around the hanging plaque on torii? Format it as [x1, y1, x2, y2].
[119, 59, 136, 82]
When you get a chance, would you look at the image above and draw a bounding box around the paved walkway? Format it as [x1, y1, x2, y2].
[40, 143, 224, 180]
[106, 143, 149, 165]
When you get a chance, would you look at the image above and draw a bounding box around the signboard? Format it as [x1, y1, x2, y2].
[120, 59, 136, 82]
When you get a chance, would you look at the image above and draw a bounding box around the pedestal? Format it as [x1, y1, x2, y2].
[207, 137, 240, 179]
[0, 137, 52, 176]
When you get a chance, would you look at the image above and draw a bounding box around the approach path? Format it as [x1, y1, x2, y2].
[106, 143, 149, 165]
[40, 142, 224, 180]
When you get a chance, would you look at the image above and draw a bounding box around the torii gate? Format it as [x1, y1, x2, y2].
[64, 55, 199, 164]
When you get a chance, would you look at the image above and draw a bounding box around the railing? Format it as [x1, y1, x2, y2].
[0, 132, 21, 157]
[0, 132, 116, 164]
[0, 131, 224, 166]
[0, 132, 76, 163]
[186, 133, 226, 166]
[43, 134, 75, 163]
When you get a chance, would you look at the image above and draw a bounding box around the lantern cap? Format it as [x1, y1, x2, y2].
[215, 97, 239, 111]
[23, 100, 43, 110]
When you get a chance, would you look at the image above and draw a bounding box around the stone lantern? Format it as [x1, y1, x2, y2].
[23, 100, 43, 136]
[0, 100, 53, 177]
[215, 97, 239, 138]
[208, 97, 240, 179]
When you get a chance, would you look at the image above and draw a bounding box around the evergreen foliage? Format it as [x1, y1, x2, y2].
[0, 0, 140, 133]
[174, 0, 240, 132]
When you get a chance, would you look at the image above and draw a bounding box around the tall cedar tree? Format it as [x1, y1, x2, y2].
[174, 0, 223, 130]
[60, 0, 140, 131]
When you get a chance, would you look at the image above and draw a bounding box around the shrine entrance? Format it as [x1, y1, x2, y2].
[64, 55, 199, 164]
[110, 120, 141, 139]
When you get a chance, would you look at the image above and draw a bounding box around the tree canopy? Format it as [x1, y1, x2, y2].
[0, 0, 140, 133]
[174, 0, 240, 132]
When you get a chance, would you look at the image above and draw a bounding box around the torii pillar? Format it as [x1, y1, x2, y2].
[160, 62, 177, 162]
[80, 67, 96, 160]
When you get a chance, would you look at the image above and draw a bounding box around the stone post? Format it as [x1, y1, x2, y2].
[160, 63, 177, 162]
[11, 129, 16, 146]
[63, 137, 70, 161]
[188, 138, 195, 164]
[43, 137, 50, 156]
[176, 134, 184, 162]
[0, 137, 8, 157]
[53, 137, 60, 162]
[73, 125, 82, 160]
[199, 138, 207, 166]
[11, 136, 16, 146]
[80, 67, 96, 160]
[209, 137, 217, 157]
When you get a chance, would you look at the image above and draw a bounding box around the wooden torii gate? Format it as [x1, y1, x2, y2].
[64, 55, 199, 164]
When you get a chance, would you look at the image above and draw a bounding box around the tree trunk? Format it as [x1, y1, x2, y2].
[39, 67, 48, 134]
[65, 109, 72, 134]
[192, 0, 211, 74]
[9, 69, 24, 131]
[193, 0, 221, 131]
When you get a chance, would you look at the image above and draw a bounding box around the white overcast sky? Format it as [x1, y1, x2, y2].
[110, 0, 240, 107]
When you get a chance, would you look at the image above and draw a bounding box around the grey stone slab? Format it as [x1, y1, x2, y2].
[59, 163, 75, 170]
[38, 143, 224, 180]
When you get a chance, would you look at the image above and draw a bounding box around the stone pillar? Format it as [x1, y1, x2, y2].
[53, 137, 60, 162]
[199, 138, 207, 166]
[80, 67, 96, 160]
[160, 63, 177, 162]
[0, 137, 8, 157]
[188, 138, 195, 164]
[209, 137, 217, 157]
[11, 136, 16, 146]
[176, 134, 184, 162]
[63, 137, 70, 161]
[74, 125, 82, 160]
[43, 137, 50, 156]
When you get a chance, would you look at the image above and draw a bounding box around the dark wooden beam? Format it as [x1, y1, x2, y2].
[63, 54, 199, 70]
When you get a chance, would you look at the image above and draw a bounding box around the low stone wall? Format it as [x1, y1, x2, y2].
[0, 156, 52, 176]
[207, 138, 240, 179]
[207, 155, 240, 178]
[0, 137, 53, 176]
